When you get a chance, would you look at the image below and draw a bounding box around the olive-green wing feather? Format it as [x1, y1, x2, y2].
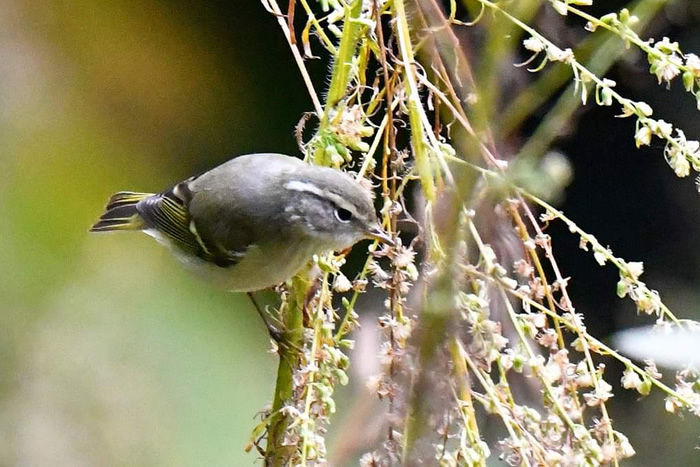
[138, 181, 244, 267]
[90, 191, 151, 232]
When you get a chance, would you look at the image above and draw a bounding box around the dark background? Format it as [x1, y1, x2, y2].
[1, 1, 698, 464]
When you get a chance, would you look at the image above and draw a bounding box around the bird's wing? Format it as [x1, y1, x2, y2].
[186, 155, 295, 259]
[137, 180, 246, 267]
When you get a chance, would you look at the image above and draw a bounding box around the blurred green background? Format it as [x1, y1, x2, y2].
[0, 1, 317, 465]
[2, 1, 700, 465]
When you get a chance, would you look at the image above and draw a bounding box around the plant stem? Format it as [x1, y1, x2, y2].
[324, 0, 363, 111]
[266, 274, 308, 466]
[264, 2, 367, 462]
[394, 0, 436, 201]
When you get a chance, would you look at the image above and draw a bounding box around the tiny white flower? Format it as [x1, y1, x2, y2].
[593, 248, 607, 266]
[621, 368, 642, 390]
[665, 143, 690, 178]
[523, 36, 545, 53]
[686, 53, 700, 76]
[655, 37, 680, 54]
[665, 396, 681, 413]
[551, 0, 568, 16]
[651, 119, 673, 139]
[513, 259, 534, 277]
[652, 53, 683, 84]
[625, 261, 644, 280]
[332, 272, 353, 293]
[618, 433, 636, 458]
[547, 45, 574, 63]
[501, 277, 518, 290]
[635, 125, 652, 147]
[635, 101, 654, 117]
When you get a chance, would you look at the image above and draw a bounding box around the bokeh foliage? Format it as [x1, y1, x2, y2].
[2, 1, 700, 466]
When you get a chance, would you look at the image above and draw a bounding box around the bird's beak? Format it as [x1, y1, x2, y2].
[365, 223, 395, 246]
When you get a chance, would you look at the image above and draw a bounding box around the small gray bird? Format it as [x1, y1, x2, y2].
[90, 153, 392, 292]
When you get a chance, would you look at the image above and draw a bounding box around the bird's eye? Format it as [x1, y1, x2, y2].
[334, 207, 353, 223]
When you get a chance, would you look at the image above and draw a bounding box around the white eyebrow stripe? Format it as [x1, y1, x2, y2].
[284, 180, 326, 197]
[284, 180, 358, 215]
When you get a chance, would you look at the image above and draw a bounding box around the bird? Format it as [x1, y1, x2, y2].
[90, 153, 393, 293]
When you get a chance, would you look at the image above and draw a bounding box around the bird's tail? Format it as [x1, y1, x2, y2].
[90, 191, 151, 232]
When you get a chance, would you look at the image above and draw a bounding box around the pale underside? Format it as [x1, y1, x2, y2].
[145, 228, 318, 291]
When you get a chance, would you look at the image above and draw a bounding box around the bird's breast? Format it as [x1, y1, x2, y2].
[186, 240, 319, 292]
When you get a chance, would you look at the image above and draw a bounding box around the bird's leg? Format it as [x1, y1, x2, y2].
[247, 292, 303, 355]
[247, 292, 286, 344]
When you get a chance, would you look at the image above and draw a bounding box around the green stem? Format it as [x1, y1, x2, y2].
[323, 0, 364, 115]
[394, 0, 436, 201]
[513, 0, 666, 162]
[266, 274, 308, 466]
[313, 0, 364, 166]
